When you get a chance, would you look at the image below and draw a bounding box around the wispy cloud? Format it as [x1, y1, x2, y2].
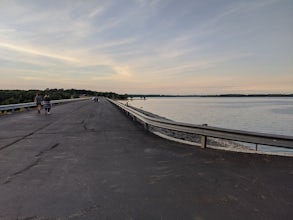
[206, 0, 282, 27]
[88, 7, 106, 18]
[0, 28, 16, 32]
[135, 0, 162, 7]
[95, 38, 137, 50]
[0, 42, 78, 63]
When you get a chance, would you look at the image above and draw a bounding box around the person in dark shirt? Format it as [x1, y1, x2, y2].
[34, 93, 42, 114]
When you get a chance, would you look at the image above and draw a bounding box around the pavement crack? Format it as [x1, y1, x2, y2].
[16, 204, 102, 220]
[0, 123, 51, 151]
[3, 158, 41, 184]
[83, 123, 96, 132]
[66, 204, 101, 218]
[16, 216, 47, 220]
[0, 132, 33, 151]
[50, 143, 59, 150]
[16, 216, 40, 220]
[35, 143, 60, 157]
[3, 143, 60, 184]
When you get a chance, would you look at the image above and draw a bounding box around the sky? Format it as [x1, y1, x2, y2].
[0, 0, 292, 95]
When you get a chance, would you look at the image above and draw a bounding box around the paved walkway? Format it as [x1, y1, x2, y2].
[0, 98, 292, 220]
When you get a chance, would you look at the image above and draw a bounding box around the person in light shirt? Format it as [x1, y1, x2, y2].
[43, 94, 52, 114]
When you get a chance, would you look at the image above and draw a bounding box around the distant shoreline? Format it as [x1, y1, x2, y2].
[129, 94, 293, 98]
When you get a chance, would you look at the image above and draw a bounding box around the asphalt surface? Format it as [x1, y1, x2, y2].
[0, 98, 292, 220]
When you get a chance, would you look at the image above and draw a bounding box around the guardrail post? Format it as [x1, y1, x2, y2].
[201, 135, 207, 148]
[200, 124, 208, 148]
[144, 123, 149, 130]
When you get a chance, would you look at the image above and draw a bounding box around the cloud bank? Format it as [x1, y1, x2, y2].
[0, 0, 292, 94]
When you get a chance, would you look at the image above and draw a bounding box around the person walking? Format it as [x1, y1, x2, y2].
[34, 93, 42, 114]
[43, 94, 52, 114]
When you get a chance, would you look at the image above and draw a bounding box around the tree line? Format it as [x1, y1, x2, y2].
[0, 89, 128, 105]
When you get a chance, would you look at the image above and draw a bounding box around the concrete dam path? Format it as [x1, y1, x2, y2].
[0, 97, 292, 219]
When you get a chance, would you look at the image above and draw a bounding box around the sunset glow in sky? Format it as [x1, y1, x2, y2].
[0, 0, 292, 94]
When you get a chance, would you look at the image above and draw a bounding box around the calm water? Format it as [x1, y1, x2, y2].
[125, 97, 293, 137]
[123, 97, 293, 153]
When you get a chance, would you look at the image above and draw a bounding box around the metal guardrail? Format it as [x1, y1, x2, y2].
[109, 99, 293, 150]
[0, 98, 89, 112]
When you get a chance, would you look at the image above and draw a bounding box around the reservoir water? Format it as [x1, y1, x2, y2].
[123, 97, 293, 153]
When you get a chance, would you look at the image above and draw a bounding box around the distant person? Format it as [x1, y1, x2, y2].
[43, 94, 52, 114]
[34, 93, 42, 114]
[92, 96, 99, 102]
